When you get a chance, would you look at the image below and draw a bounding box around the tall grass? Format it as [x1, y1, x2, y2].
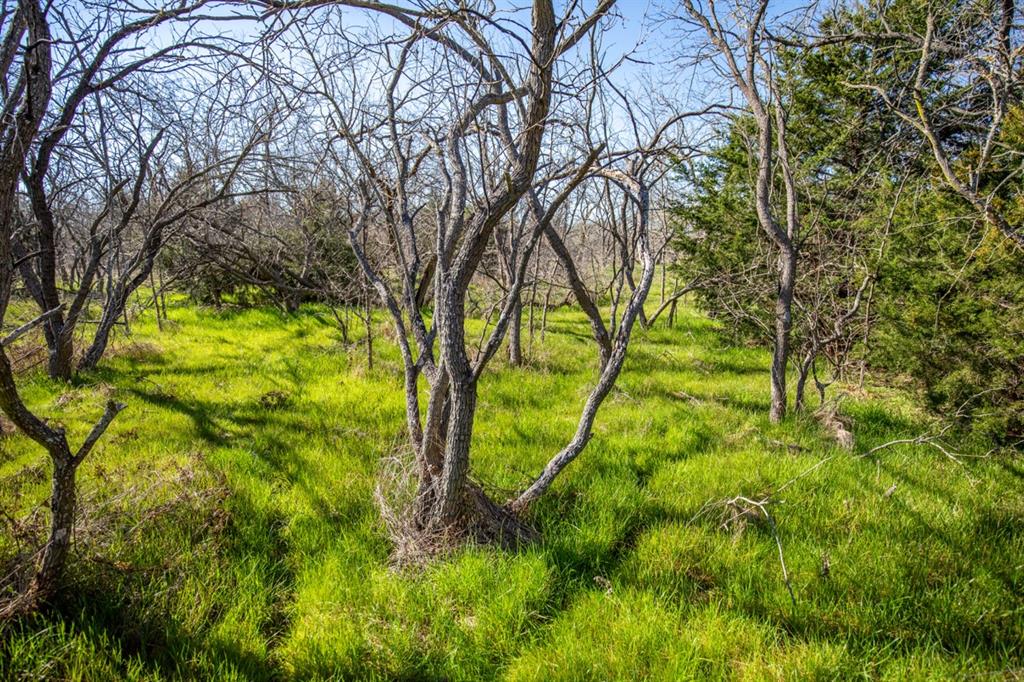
[1, 301, 1021, 680]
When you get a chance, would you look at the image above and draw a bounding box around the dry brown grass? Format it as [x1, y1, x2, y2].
[374, 446, 536, 569]
[105, 340, 163, 362]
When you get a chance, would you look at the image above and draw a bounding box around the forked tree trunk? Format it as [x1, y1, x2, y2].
[79, 224, 166, 372]
[332, 0, 635, 553]
[0, 352, 125, 617]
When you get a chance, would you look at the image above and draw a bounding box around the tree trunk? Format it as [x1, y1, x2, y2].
[150, 271, 163, 332]
[47, 326, 75, 382]
[794, 351, 812, 412]
[78, 286, 129, 372]
[79, 308, 118, 372]
[527, 251, 541, 356]
[770, 246, 796, 423]
[541, 280, 553, 341]
[508, 298, 523, 366]
[31, 454, 77, 602]
[430, 377, 476, 528]
[364, 300, 373, 371]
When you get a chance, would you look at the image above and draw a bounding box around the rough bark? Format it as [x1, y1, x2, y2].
[0, 0, 126, 617]
[512, 170, 656, 512]
[507, 298, 523, 366]
[770, 246, 796, 422]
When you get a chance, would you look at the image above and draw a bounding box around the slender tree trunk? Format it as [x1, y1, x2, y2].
[527, 289, 536, 356]
[364, 300, 373, 371]
[543, 225, 611, 366]
[660, 260, 666, 305]
[669, 274, 679, 327]
[541, 283, 552, 342]
[858, 282, 874, 389]
[47, 327, 75, 382]
[150, 271, 163, 332]
[527, 249, 541, 356]
[508, 297, 523, 366]
[609, 246, 619, 334]
[794, 351, 813, 412]
[32, 454, 77, 601]
[770, 246, 796, 422]
[79, 288, 127, 372]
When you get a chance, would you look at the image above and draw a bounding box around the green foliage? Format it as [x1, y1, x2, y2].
[872, 183, 1024, 442]
[673, 37, 889, 350]
[1, 301, 1021, 679]
[673, 7, 1024, 442]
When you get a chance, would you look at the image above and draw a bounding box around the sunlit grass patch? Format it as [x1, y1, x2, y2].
[1, 298, 1021, 679]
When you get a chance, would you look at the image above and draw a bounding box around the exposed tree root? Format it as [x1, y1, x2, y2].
[462, 482, 538, 548]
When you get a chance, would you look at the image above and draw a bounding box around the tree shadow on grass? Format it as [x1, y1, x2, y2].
[1, 604, 280, 681]
[127, 386, 233, 447]
[996, 457, 1024, 482]
[522, 388, 1024, 667]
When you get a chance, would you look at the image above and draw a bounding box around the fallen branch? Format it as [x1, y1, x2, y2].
[687, 450, 842, 608]
[671, 389, 703, 405]
[857, 424, 964, 465]
[0, 304, 65, 347]
[763, 437, 806, 453]
[723, 495, 797, 607]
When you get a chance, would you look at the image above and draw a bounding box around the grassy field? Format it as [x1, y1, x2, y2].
[0, 300, 1022, 680]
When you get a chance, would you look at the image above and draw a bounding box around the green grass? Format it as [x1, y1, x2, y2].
[1, 300, 1022, 680]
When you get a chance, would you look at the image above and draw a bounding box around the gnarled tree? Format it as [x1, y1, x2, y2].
[0, 0, 126, 617]
[266, 0, 690, 548]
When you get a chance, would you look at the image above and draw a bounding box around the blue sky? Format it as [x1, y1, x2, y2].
[139, 0, 824, 143]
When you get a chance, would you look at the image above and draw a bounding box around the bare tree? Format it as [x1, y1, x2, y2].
[0, 0, 271, 615]
[254, 0, 700, 550]
[677, 0, 802, 422]
[11, 0, 260, 380]
[0, 0, 128, 617]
